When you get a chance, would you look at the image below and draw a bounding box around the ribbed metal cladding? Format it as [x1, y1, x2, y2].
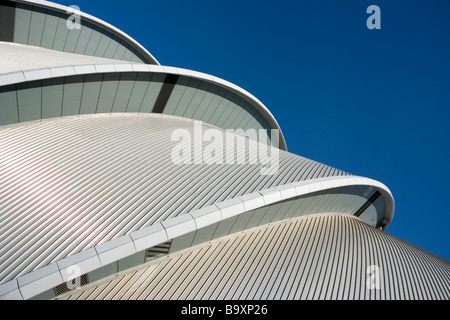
[56, 214, 450, 300]
[0, 113, 352, 284]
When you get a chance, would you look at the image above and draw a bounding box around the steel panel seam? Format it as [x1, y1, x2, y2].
[7, 0, 159, 64]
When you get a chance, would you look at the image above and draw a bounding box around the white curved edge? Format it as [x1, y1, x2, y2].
[0, 63, 288, 151]
[9, 0, 160, 65]
[0, 175, 394, 300]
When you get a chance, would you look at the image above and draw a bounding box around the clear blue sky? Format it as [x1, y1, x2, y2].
[58, 0, 450, 260]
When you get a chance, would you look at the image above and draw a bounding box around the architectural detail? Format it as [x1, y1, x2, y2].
[0, 0, 448, 300]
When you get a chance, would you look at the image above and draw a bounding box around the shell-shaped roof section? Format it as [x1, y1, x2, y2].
[0, 0, 288, 150]
[0, 0, 159, 65]
[0, 61, 288, 150]
[55, 214, 449, 300]
[0, 113, 394, 289]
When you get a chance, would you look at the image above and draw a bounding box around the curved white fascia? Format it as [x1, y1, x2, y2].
[162, 66, 287, 150]
[0, 175, 394, 300]
[10, 0, 159, 65]
[0, 63, 288, 150]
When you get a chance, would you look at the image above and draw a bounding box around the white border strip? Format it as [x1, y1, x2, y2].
[0, 175, 394, 300]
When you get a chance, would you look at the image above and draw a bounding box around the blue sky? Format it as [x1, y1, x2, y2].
[58, 0, 449, 260]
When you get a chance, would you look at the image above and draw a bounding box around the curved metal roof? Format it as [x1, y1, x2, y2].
[0, 113, 394, 297]
[0, 0, 159, 64]
[0, 0, 407, 302]
[55, 214, 450, 300]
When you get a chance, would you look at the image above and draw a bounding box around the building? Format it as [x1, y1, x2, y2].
[0, 0, 448, 300]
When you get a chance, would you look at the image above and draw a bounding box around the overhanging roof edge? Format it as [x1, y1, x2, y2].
[8, 0, 160, 65]
[0, 63, 288, 150]
[0, 175, 394, 300]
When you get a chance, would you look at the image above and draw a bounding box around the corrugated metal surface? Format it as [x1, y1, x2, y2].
[56, 214, 450, 300]
[0, 113, 352, 284]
